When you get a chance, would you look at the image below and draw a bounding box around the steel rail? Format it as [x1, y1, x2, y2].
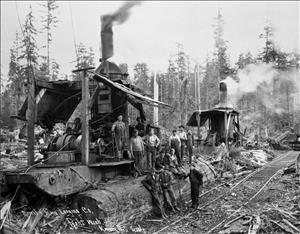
[207, 169, 283, 233]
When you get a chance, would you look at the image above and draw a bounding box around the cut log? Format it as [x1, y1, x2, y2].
[72, 160, 216, 230]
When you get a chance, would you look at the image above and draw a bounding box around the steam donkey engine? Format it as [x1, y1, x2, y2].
[1, 59, 169, 197]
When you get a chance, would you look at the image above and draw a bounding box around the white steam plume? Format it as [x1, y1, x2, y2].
[223, 63, 300, 115]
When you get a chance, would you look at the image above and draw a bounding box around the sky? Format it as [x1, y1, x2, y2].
[1, 1, 299, 84]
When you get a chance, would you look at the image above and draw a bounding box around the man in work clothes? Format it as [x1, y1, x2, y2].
[187, 130, 195, 164]
[155, 151, 165, 170]
[189, 162, 203, 209]
[178, 125, 187, 164]
[111, 115, 126, 160]
[130, 129, 144, 175]
[159, 165, 180, 212]
[144, 128, 160, 170]
[142, 169, 167, 219]
[169, 130, 181, 165]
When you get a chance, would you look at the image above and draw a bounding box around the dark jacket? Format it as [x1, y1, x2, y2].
[187, 133, 194, 147]
[155, 155, 165, 170]
[142, 174, 161, 193]
[159, 170, 173, 189]
[189, 169, 203, 186]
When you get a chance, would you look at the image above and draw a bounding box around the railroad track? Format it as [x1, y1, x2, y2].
[151, 151, 297, 234]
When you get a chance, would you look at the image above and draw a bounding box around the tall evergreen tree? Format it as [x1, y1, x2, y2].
[258, 23, 277, 64]
[174, 43, 189, 124]
[75, 44, 95, 69]
[213, 10, 232, 81]
[8, 33, 23, 115]
[40, 0, 59, 80]
[236, 52, 255, 70]
[133, 63, 151, 92]
[72, 43, 95, 80]
[19, 5, 39, 68]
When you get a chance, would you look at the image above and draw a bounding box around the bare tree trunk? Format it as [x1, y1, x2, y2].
[47, 4, 50, 80]
[286, 84, 290, 125]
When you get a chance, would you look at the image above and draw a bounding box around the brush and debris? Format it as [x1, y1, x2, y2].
[199, 143, 277, 179]
[218, 155, 300, 234]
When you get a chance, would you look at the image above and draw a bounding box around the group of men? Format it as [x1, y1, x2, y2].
[142, 165, 180, 218]
[169, 125, 195, 166]
[111, 115, 160, 169]
[142, 152, 204, 218]
[130, 121, 160, 174]
[111, 115, 195, 171]
[111, 115, 203, 216]
[129, 119, 196, 175]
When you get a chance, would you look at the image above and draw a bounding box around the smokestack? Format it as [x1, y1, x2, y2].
[219, 81, 227, 107]
[101, 16, 114, 61]
[101, 1, 142, 61]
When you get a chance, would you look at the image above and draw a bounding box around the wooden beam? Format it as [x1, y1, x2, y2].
[27, 67, 35, 166]
[81, 69, 90, 165]
[35, 79, 81, 91]
[224, 112, 228, 148]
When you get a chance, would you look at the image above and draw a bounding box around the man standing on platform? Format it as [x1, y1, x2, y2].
[178, 125, 187, 164]
[112, 115, 126, 160]
[169, 130, 181, 165]
[130, 129, 144, 175]
[187, 130, 195, 164]
[145, 128, 160, 170]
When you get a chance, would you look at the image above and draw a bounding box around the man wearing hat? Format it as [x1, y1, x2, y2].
[112, 115, 126, 160]
[187, 129, 195, 164]
[178, 125, 187, 164]
[159, 165, 180, 212]
[189, 161, 203, 209]
[130, 129, 145, 175]
[169, 130, 181, 165]
[144, 128, 160, 170]
[142, 169, 167, 219]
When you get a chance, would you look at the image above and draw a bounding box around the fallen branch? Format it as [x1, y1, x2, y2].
[145, 219, 163, 222]
[282, 219, 300, 233]
[272, 205, 297, 220]
[270, 220, 294, 234]
[223, 214, 245, 228]
[24, 202, 47, 234]
[0, 200, 11, 230]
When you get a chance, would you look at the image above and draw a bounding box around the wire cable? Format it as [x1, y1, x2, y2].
[68, 1, 79, 67]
